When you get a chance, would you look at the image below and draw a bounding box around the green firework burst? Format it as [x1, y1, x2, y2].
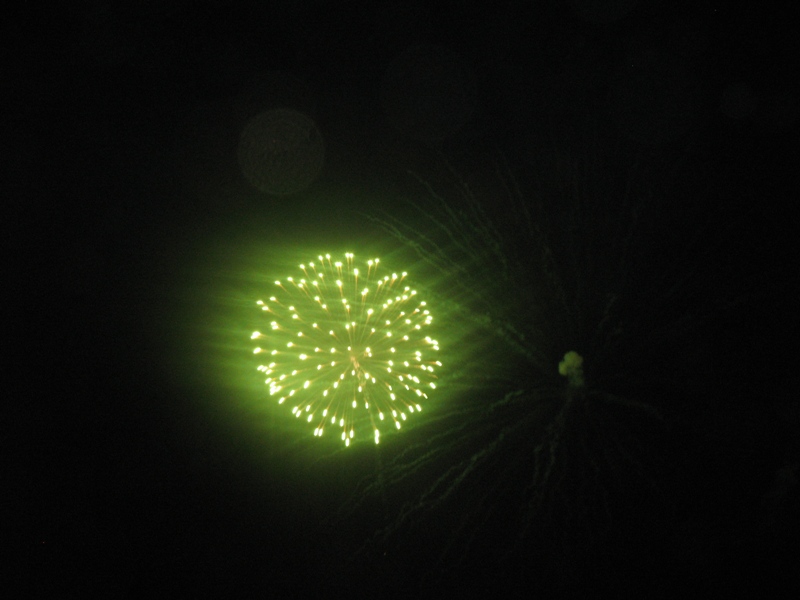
[251, 252, 441, 447]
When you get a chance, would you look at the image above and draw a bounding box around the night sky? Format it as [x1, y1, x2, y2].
[10, 1, 799, 597]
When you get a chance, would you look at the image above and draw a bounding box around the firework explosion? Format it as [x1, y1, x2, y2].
[327, 143, 717, 590]
[251, 253, 441, 447]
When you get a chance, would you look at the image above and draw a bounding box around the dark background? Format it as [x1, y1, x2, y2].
[8, 0, 798, 597]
